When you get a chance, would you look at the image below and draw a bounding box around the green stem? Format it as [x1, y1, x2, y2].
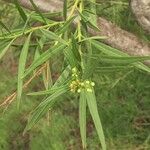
[0, 22, 63, 40]
[68, 0, 80, 19]
[78, 0, 84, 71]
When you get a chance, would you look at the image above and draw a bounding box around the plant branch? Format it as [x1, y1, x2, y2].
[3, 0, 150, 64]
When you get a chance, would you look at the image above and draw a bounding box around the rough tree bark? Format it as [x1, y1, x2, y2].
[4, 0, 64, 12]
[131, 0, 150, 34]
[3, 0, 150, 63]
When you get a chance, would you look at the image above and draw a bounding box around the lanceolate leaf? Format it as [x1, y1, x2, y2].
[56, 16, 77, 35]
[17, 33, 32, 108]
[64, 45, 79, 67]
[71, 34, 81, 62]
[28, 66, 70, 96]
[33, 48, 40, 62]
[86, 54, 150, 65]
[24, 85, 69, 132]
[91, 40, 150, 73]
[0, 39, 15, 60]
[0, 40, 11, 51]
[27, 85, 68, 96]
[33, 36, 46, 63]
[14, 0, 27, 22]
[29, 0, 47, 24]
[63, 0, 68, 20]
[79, 90, 87, 149]
[96, 66, 133, 73]
[86, 89, 106, 150]
[40, 29, 68, 45]
[99, 56, 150, 64]
[89, 0, 97, 26]
[0, 20, 11, 33]
[22, 12, 33, 34]
[134, 63, 150, 73]
[79, 36, 107, 43]
[53, 66, 71, 87]
[79, 11, 100, 31]
[29, 13, 53, 24]
[91, 40, 125, 56]
[23, 43, 66, 78]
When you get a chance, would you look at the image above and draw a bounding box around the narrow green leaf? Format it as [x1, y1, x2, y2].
[17, 33, 32, 109]
[14, 0, 27, 22]
[36, 36, 53, 89]
[30, 66, 70, 96]
[56, 16, 76, 35]
[79, 90, 87, 149]
[0, 22, 61, 40]
[79, 36, 107, 43]
[96, 66, 133, 73]
[24, 86, 69, 132]
[89, 0, 97, 26]
[0, 40, 11, 50]
[95, 55, 150, 64]
[86, 89, 106, 150]
[29, 13, 53, 24]
[63, 0, 68, 20]
[53, 66, 71, 87]
[27, 85, 68, 96]
[64, 45, 79, 67]
[0, 20, 11, 33]
[91, 40, 150, 73]
[23, 44, 66, 78]
[91, 40, 125, 56]
[86, 0, 102, 6]
[0, 39, 14, 60]
[40, 29, 68, 45]
[33, 36, 46, 62]
[37, 35, 47, 50]
[33, 48, 40, 62]
[26, 10, 61, 24]
[71, 34, 81, 62]
[133, 63, 150, 73]
[22, 13, 32, 34]
[83, 40, 94, 79]
[79, 11, 100, 31]
[29, 0, 47, 24]
[84, 9, 97, 15]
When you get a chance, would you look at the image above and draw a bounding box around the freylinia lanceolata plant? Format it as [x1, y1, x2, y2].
[0, 0, 150, 149]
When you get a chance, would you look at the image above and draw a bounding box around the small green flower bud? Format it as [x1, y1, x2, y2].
[77, 89, 81, 93]
[80, 82, 84, 86]
[87, 88, 92, 92]
[72, 81, 76, 84]
[70, 89, 74, 92]
[91, 82, 95, 86]
[85, 80, 90, 84]
[75, 74, 78, 77]
[72, 74, 75, 77]
[72, 67, 77, 73]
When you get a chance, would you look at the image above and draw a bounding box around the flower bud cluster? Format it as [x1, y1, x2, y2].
[69, 67, 95, 93]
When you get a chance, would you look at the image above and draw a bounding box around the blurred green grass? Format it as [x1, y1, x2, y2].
[0, 0, 150, 149]
[0, 65, 150, 150]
